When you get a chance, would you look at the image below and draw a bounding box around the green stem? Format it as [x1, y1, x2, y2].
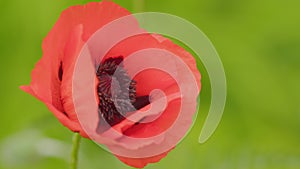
[133, 0, 145, 13]
[70, 133, 81, 169]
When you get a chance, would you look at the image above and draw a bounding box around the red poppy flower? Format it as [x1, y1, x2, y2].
[21, 1, 201, 168]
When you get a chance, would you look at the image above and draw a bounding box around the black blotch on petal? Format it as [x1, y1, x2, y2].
[133, 96, 150, 110]
[58, 62, 63, 81]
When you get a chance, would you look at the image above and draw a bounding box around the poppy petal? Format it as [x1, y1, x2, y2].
[22, 1, 135, 135]
[116, 150, 171, 168]
[99, 33, 200, 168]
[20, 85, 80, 131]
[104, 33, 201, 96]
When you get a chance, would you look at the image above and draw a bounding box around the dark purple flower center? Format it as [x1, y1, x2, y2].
[96, 56, 149, 133]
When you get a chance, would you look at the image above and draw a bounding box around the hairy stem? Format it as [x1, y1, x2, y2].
[70, 133, 81, 169]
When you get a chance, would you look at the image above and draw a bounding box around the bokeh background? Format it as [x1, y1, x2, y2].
[1, 0, 299, 169]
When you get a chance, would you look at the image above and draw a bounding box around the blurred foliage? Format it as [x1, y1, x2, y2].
[0, 0, 299, 169]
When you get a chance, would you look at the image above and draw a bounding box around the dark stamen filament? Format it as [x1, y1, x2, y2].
[96, 56, 149, 133]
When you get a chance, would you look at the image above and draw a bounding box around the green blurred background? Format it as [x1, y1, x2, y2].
[0, 0, 299, 168]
